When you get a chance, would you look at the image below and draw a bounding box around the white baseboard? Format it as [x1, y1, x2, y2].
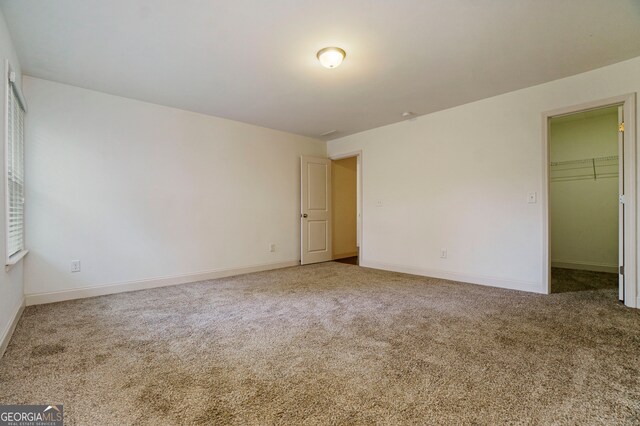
[333, 251, 358, 260]
[0, 297, 25, 359]
[361, 259, 543, 294]
[551, 260, 618, 274]
[25, 260, 299, 306]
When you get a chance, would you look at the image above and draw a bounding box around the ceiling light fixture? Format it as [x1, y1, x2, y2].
[317, 47, 346, 69]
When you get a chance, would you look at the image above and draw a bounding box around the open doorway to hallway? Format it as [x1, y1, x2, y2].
[331, 155, 360, 266]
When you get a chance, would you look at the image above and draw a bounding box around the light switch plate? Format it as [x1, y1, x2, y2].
[376, 200, 383, 207]
[527, 192, 537, 204]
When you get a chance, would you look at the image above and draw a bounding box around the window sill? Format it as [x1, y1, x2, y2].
[6, 249, 28, 271]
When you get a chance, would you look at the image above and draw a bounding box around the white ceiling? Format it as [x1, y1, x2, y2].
[2, 1, 640, 140]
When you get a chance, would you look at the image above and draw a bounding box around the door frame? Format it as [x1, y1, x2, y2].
[541, 93, 637, 308]
[329, 150, 363, 261]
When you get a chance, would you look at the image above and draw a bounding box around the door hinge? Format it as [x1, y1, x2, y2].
[619, 194, 625, 204]
[620, 265, 624, 275]
[619, 122, 625, 132]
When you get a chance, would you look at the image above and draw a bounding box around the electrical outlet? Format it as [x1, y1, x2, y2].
[440, 249, 447, 259]
[269, 243, 276, 252]
[71, 260, 81, 273]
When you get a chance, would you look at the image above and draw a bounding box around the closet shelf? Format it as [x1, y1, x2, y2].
[550, 155, 618, 182]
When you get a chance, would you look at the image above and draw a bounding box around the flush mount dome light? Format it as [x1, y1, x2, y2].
[317, 47, 346, 69]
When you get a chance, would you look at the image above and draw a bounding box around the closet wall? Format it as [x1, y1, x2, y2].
[549, 107, 619, 272]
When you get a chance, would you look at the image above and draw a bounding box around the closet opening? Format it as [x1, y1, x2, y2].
[542, 94, 637, 307]
[549, 106, 620, 293]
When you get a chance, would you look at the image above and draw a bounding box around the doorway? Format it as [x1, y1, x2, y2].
[300, 151, 362, 266]
[548, 106, 619, 294]
[542, 94, 636, 307]
[331, 155, 360, 265]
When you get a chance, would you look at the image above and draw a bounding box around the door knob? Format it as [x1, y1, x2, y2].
[302, 213, 308, 218]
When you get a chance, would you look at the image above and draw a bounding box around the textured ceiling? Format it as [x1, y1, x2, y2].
[2, 0, 640, 139]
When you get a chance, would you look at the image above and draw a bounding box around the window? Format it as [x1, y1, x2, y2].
[5, 66, 26, 263]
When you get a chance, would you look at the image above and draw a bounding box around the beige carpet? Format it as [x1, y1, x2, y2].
[1, 262, 639, 425]
[551, 267, 619, 294]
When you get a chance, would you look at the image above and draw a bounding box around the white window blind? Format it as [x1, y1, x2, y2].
[6, 73, 25, 259]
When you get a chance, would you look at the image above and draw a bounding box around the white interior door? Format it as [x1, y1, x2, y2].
[301, 156, 332, 265]
[618, 106, 625, 302]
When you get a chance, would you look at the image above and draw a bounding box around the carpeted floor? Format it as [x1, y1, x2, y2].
[551, 267, 619, 294]
[1, 262, 639, 425]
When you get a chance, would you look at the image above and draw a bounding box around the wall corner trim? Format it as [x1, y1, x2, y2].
[25, 260, 299, 306]
[361, 260, 544, 294]
[0, 297, 25, 359]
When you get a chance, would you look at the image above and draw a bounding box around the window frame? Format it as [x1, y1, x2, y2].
[4, 60, 27, 268]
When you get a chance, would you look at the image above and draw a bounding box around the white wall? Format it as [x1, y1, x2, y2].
[328, 56, 640, 301]
[0, 7, 24, 353]
[550, 109, 619, 272]
[23, 77, 325, 300]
